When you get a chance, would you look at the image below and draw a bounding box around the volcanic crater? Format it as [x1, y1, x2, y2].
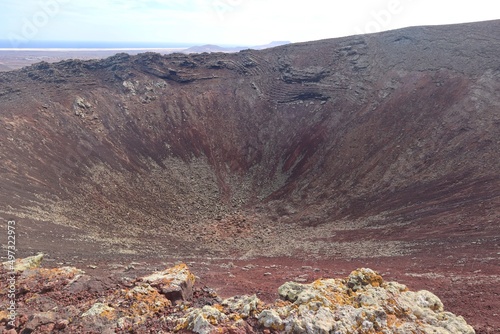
[1, 21, 500, 332]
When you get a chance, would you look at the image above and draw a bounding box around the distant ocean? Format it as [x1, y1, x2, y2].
[0, 40, 195, 49]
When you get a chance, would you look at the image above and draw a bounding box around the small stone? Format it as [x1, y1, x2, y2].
[81, 303, 115, 318]
[54, 319, 69, 330]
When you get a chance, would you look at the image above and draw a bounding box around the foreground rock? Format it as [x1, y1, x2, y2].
[0, 254, 474, 333]
[263, 269, 474, 333]
[2, 253, 44, 272]
[139, 263, 195, 301]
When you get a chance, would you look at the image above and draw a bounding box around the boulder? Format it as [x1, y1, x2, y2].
[22, 311, 58, 333]
[2, 253, 44, 272]
[139, 263, 195, 302]
[257, 268, 475, 334]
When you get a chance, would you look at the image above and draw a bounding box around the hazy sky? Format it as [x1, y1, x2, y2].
[1, 0, 499, 47]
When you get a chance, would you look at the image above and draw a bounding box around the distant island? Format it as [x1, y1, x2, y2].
[183, 41, 291, 53]
[0, 40, 290, 51]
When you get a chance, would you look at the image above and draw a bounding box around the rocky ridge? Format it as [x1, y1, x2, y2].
[0, 254, 475, 333]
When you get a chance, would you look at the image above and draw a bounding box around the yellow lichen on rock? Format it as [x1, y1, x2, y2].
[179, 305, 229, 334]
[81, 302, 116, 319]
[3, 256, 477, 334]
[221, 294, 263, 318]
[121, 283, 172, 317]
[346, 268, 384, 292]
[257, 268, 475, 334]
[0, 310, 9, 322]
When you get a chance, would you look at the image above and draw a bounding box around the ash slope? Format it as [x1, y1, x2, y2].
[0, 20, 499, 258]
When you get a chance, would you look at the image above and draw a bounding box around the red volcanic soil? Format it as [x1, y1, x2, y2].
[17, 218, 500, 333]
[1, 20, 500, 333]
